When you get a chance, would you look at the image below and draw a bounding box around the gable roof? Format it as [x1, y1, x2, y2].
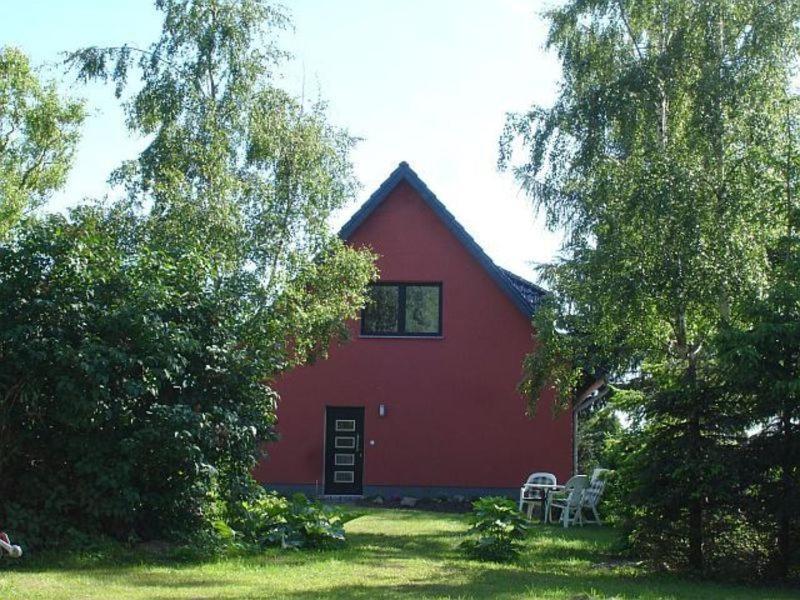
[339, 161, 548, 319]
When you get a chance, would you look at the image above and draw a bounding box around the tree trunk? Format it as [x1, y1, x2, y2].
[677, 309, 704, 572]
[776, 407, 792, 579]
[687, 408, 704, 571]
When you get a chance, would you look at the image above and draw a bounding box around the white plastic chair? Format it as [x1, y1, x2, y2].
[546, 475, 588, 527]
[519, 472, 557, 519]
[579, 469, 609, 525]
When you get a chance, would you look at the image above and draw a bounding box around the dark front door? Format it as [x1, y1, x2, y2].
[324, 406, 364, 495]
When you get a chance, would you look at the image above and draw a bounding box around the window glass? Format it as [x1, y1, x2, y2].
[362, 285, 399, 333]
[361, 283, 442, 336]
[405, 285, 440, 334]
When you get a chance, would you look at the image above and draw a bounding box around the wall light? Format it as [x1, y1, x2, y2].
[379, 404, 386, 417]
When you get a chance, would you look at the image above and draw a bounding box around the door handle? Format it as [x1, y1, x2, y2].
[356, 434, 361, 452]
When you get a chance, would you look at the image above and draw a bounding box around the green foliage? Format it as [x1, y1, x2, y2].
[519, 297, 586, 411]
[501, 0, 800, 575]
[461, 497, 528, 562]
[0, 47, 84, 237]
[0, 0, 376, 549]
[610, 391, 753, 571]
[64, 0, 378, 374]
[64, 0, 365, 303]
[0, 206, 278, 545]
[576, 402, 621, 475]
[222, 492, 346, 550]
[717, 231, 800, 578]
[0, 183, 372, 551]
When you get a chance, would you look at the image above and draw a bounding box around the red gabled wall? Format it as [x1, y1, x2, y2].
[253, 180, 572, 490]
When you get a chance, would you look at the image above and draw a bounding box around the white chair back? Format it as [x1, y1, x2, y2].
[562, 474, 588, 508]
[524, 472, 557, 487]
[590, 468, 609, 483]
[584, 469, 609, 509]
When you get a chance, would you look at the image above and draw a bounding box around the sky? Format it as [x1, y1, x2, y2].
[2, 0, 563, 281]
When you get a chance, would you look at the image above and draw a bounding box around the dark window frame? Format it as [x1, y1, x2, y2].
[361, 282, 443, 337]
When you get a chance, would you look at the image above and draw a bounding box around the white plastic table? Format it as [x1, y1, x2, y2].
[523, 483, 565, 522]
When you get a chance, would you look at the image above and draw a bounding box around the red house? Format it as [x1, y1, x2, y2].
[254, 162, 573, 497]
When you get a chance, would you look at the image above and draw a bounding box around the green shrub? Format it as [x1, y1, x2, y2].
[461, 496, 528, 562]
[0, 209, 282, 548]
[0, 203, 372, 549]
[0, 0, 377, 551]
[223, 492, 346, 550]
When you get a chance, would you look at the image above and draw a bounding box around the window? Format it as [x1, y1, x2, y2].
[361, 283, 442, 336]
[362, 285, 400, 334]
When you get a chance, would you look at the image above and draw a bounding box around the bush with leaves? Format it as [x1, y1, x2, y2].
[461, 497, 528, 562]
[220, 492, 346, 550]
[716, 232, 800, 579]
[0, 206, 273, 545]
[0, 0, 376, 550]
[0, 201, 372, 549]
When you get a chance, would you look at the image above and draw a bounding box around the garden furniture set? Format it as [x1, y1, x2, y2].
[519, 468, 608, 527]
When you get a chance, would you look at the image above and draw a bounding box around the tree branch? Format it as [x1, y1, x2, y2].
[616, 0, 645, 62]
[19, 147, 49, 189]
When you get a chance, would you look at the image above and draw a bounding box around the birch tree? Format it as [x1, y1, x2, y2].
[0, 47, 84, 237]
[501, 0, 800, 572]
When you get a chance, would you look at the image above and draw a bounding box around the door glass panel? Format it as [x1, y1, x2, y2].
[335, 453, 355, 466]
[325, 407, 364, 495]
[334, 471, 354, 483]
[335, 436, 355, 449]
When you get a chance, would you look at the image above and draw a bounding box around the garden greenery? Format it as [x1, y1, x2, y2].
[461, 497, 528, 562]
[0, 0, 375, 549]
[0, 47, 85, 238]
[502, 0, 800, 579]
[215, 492, 346, 551]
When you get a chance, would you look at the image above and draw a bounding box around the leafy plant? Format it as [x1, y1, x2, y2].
[461, 497, 528, 562]
[717, 230, 800, 579]
[227, 492, 346, 550]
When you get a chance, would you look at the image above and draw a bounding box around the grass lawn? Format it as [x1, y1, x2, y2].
[0, 508, 795, 599]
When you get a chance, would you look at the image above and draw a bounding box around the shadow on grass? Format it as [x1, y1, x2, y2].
[136, 564, 800, 600]
[5, 538, 338, 575]
[348, 532, 458, 558]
